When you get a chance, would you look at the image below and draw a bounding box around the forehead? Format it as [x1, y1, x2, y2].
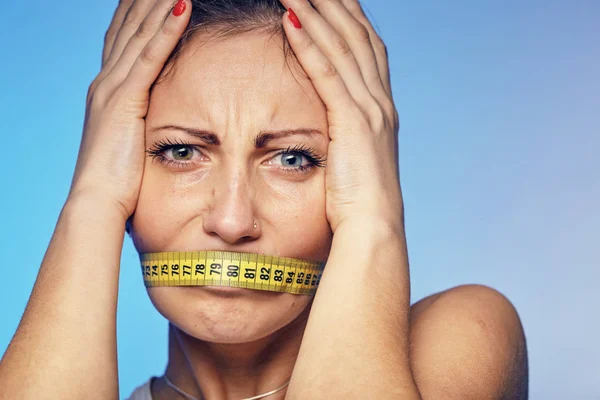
[149, 31, 326, 128]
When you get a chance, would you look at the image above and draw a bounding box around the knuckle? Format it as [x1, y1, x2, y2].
[136, 18, 160, 38]
[354, 23, 371, 44]
[375, 38, 388, 57]
[87, 77, 103, 101]
[122, 12, 142, 30]
[135, 21, 152, 38]
[100, 58, 116, 75]
[160, 25, 176, 39]
[382, 99, 395, 118]
[86, 87, 96, 105]
[87, 78, 99, 96]
[381, 99, 398, 130]
[103, 27, 113, 44]
[96, 65, 111, 81]
[121, 20, 139, 38]
[86, 90, 95, 106]
[368, 104, 386, 131]
[332, 37, 352, 57]
[139, 44, 157, 64]
[160, 19, 180, 38]
[320, 62, 338, 78]
[101, 51, 111, 67]
[88, 84, 110, 109]
[299, 34, 316, 52]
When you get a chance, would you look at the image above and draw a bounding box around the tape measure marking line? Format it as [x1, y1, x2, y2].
[217, 250, 223, 286]
[166, 251, 171, 287]
[253, 253, 258, 289]
[168, 251, 172, 287]
[165, 251, 170, 286]
[170, 251, 174, 287]
[196, 251, 202, 286]
[163, 251, 168, 287]
[173, 251, 177, 287]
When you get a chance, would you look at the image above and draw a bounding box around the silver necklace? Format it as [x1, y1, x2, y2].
[163, 374, 291, 400]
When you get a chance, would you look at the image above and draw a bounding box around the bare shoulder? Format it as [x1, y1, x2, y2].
[409, 284, 528, 400]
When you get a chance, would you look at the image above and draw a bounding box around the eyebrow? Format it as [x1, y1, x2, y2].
[148, 125, 324, 148]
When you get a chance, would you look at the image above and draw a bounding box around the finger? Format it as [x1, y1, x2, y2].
[102, 0, 183, 89]
[102, 0, 135, 67]
[339, 0, 392, 96]
[103, 0, 157, 73]
[122, 0, 190, 95]
[307, 0, 389, 105]
[280, 0, 377, 114]
[281, 10, 362, 140]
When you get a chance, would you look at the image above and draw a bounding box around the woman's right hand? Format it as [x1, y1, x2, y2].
[68, 0, 190, 219]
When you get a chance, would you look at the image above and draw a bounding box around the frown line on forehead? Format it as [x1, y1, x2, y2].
[148, 125, 325, 148]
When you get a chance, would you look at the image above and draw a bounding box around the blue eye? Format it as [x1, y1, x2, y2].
[280, 153, 306, 168]
[272, 145, 327, 174]
[146, 139, 327, 173]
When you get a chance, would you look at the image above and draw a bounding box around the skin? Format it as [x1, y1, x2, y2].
[130, 31, 334, 398]
[0, 0, 528, 398]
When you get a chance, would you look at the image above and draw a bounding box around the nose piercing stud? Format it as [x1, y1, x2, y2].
[253, 221, 258, 229]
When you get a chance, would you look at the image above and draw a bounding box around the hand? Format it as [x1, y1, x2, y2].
[68, 0, 190, 219]
[279, 0, 402, 233]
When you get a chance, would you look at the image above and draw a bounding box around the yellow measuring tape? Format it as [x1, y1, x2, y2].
[140, 251, 325, 295]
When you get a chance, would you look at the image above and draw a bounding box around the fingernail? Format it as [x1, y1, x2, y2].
[173, 0, 186, 17]
[287, 8, 302, 29]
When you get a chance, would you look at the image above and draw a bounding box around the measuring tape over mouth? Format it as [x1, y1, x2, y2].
[140, 251, 326, 295]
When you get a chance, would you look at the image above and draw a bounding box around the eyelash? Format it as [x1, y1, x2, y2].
[145, 137, 327, 174]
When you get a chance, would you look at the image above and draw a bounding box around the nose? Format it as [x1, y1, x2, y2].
[202, 166, 260, 245]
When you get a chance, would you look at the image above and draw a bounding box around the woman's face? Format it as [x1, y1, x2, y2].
[129, 31, 333, 343]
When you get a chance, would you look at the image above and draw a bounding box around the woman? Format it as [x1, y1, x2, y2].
[0, 0, 528, 399]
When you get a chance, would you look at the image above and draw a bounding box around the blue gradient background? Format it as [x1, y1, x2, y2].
[1, 1, 598, 398]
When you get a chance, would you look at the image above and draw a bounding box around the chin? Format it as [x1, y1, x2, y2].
[147, 286, 313, 344]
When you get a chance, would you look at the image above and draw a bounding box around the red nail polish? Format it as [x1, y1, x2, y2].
[288, 8, 302, 29]
[173, 0, 186, 16]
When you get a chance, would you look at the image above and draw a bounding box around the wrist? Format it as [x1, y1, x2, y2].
[334, 212, 405, 241]
[64, 190, 130, 226]
[331, 213, 410, 291]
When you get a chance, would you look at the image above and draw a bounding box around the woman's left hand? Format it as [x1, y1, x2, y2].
[280, 0, 402, 234]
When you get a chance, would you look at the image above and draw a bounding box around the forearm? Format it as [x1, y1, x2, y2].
[0, 193, 125, 399]
[287, 217, 421, 399]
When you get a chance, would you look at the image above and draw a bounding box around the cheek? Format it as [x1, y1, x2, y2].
[130, 164, 333, 261]
[269, 185, 332, 261]
[129, 167, 198, 252]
